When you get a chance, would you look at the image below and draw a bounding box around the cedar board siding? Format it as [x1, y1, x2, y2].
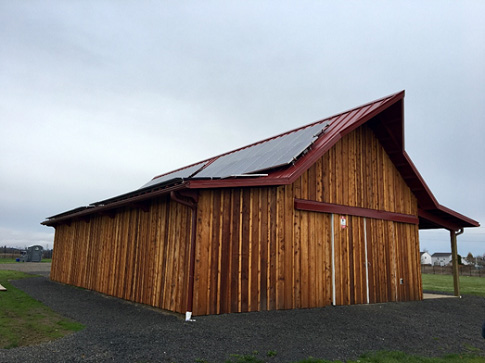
[50, 197, 193, 313]
[50, 123, 421, 316]
[192, 124, 422, 315]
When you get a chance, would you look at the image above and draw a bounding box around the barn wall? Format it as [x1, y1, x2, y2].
[297, 124, 417, 215]
[192, 187, 278, 315]
[50, 196, 192, 313]
[192, 124, 421, 315]
[298, 124, 422, 304]
[50, 124, 421, 316]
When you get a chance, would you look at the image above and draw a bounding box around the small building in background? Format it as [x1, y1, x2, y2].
[420, 251, 432, 265]
[432, 252, 452, 266]
[20, 245, 43, 262]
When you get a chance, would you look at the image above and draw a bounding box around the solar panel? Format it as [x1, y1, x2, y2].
[140, 161, 207, 189]
[195, 122, 328, 178]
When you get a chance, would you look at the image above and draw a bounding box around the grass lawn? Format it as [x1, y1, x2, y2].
[422, 274, 485, 297]
[0, 259, 21, 264]
[0, 270, 84, 349]
[0, 258, 52, 264]
[222, 350, 485, 362]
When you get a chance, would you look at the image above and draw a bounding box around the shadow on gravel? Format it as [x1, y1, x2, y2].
[1, 276, 484, 363]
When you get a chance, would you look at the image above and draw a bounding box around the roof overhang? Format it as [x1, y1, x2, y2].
[418, 205, 479, 231]
[42, 182, 187, 227]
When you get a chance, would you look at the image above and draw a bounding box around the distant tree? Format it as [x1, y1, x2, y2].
[43, 249, 53, 259]
[466, 252, 474, 263]
[458, 254, 463, 265]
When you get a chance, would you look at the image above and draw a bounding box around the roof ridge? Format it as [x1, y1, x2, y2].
[299, 90, 404, 129]
[149, 90, 404, 183]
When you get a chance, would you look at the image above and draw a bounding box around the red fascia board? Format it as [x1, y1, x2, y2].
[295, 199, 419, 225]
[42, 184, 187, 226]
[401, 151, 439, 208]
[186, 177, 289, 189]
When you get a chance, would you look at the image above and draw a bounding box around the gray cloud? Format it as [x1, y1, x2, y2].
[0, 1, 483, 255]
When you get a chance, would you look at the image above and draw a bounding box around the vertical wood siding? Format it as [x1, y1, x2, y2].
[192, 187, 280, 315]
[50, 197, 192, 313]
[51, 123, 421, 316]
[312, 124, 418, 215]
[192, 124, 421, 315]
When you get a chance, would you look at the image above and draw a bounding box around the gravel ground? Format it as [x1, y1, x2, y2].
[1, 272, 484, 362]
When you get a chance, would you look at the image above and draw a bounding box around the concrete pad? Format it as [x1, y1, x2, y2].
[423, 293, 458, 299]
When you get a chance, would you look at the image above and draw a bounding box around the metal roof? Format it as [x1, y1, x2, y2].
[143, 121, 330, 187]
[432, 252, 452, 257]
[42, 91, 480, 231]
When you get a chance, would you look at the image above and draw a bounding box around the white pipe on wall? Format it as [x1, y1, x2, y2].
[364, 218, 369, 304]
[331, 213, 336, 306]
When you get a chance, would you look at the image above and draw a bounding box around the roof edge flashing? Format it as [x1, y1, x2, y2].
[222, 173, 269, 179]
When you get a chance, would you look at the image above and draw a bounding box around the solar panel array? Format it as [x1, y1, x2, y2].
[140, 161, 206, 188]
[196, 122, 328, 178]
[141, 121, 329, 189]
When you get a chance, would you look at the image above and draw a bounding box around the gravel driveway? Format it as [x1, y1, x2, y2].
[1, 269, 484, 362]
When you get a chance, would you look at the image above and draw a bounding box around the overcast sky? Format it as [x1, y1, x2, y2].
[1, 1, 484, 256]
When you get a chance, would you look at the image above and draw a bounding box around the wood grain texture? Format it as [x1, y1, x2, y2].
[51, 123, 422, 316]
[50, 197, 193, 314]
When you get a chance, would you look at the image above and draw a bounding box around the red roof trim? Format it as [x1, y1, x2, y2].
[42, 91, 479, 231]
[42, 183, 187, 226]
[401, 151, 439, 208]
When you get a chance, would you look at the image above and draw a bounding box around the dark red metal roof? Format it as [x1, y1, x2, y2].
[42, 91, 479, 230]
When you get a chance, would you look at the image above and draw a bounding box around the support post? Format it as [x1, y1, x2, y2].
[450, 229, 463, 297]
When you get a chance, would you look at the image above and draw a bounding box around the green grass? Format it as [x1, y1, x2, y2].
[422, 274, 485, 297]
[0, 258, 20, 264]
[221, 351, 484, 363]
[220, 350, 484, 363]
[0, 258, 52, 264]
[0, 270, 84, 349]
[344, 351, 485, 362]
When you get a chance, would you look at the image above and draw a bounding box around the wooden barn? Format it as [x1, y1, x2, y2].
[42, 91, 479, 319]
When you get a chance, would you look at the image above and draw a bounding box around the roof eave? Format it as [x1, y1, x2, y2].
[41, 183, 187, 227]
